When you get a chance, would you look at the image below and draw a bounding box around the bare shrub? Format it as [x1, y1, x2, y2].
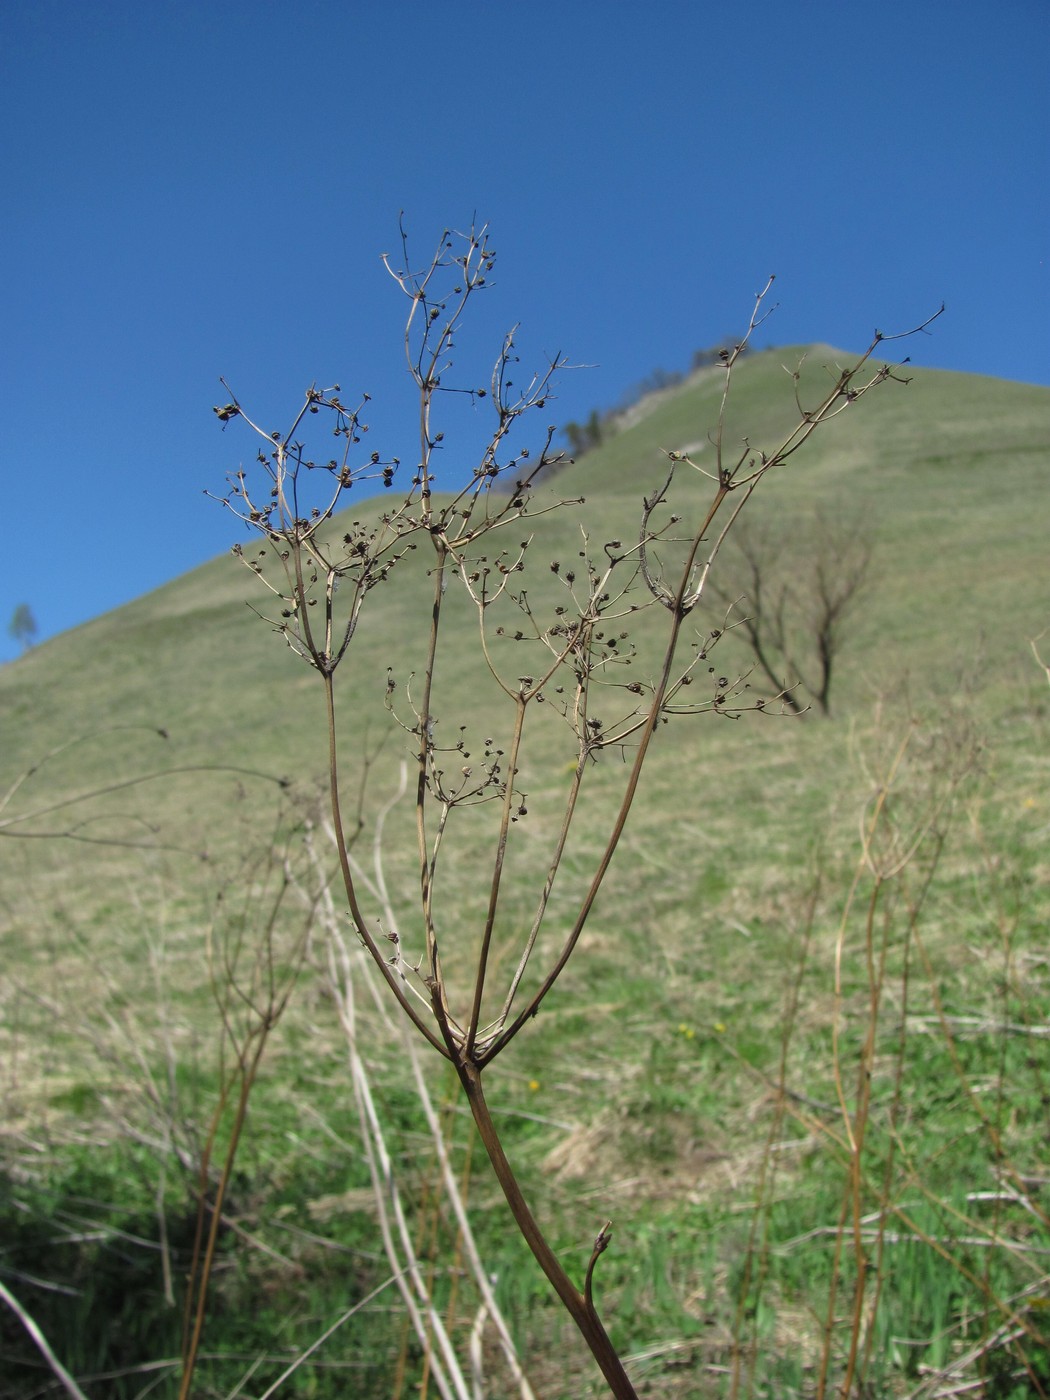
[708, 509, 874, 716]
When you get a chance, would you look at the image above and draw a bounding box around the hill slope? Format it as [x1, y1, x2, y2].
[3, 342, 1047, 1089]
[3, 347, 1045, 845]
[3, 342, 1047, 1073]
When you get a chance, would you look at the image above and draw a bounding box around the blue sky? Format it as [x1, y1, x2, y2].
[2, 0, 1047, 663]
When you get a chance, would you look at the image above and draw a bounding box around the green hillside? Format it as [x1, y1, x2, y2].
[4, 349, 1045, 856]
[2, 348, 1048, 1398]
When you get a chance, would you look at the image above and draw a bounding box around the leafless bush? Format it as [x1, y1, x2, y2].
[708, 509, 874, 715]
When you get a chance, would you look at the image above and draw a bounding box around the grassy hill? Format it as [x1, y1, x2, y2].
[1, 348, 1048, 1397]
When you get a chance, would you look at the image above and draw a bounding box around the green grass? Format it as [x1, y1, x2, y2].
[2, 346, 1049, 1396]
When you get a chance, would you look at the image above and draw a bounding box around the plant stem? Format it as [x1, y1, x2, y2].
[179, 1034, 266, 1400]
[323, 671, 447, 1056]
[456, 1060, 639, 1399]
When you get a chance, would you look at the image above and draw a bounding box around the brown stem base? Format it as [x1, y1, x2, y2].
[457, 1061, 639, 1400]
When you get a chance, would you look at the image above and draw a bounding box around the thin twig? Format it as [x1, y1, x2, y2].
[0, 1280, 91, 1400]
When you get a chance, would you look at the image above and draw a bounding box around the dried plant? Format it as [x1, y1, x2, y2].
[179, 821, 313, 1398]
[726, 699, 1050, 1399]
[212, 219, 940, 1396]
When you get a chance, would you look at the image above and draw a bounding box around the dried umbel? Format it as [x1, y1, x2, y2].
[213, 220, 940, 1397]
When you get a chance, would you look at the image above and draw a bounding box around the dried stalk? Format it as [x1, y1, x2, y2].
[214, 221, 940, 1395]
[0, 1281, 90, 1400]
[301, 804, 536, 1399]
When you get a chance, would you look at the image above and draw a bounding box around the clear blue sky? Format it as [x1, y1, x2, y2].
[2, 0, 1047, 662]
